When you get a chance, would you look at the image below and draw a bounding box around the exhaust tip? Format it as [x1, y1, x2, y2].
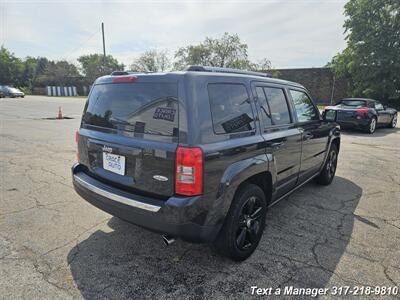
[162, 235, 175, 246]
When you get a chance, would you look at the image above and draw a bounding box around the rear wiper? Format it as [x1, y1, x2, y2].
[110, 117, 131, 125]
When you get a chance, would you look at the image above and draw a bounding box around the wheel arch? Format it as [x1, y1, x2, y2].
[331, 137, 340, 152]
[234, 172, 273, 206]
[206, 154, 273, 229]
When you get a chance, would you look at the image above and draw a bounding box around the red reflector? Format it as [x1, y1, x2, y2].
[75, 129, 79, 144]
[112, 75, 137, 83]
[175, 147, 203, 196]
[356, 108, 369, 113]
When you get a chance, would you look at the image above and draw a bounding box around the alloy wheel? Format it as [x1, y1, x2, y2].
[326, 150, 337, 178]
[236, 196, 263, 250]
[370, 118, 376, 133]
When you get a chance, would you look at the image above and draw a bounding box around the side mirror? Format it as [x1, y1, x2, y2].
[323, 110, 337, 122]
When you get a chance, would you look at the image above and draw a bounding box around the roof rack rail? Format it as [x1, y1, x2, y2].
[110, 71, 129, 76]
[184, 65, 271, 78]
[110, 70, 156, 76]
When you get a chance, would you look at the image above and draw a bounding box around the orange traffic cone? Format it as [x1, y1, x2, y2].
[57, 106, 63, 119]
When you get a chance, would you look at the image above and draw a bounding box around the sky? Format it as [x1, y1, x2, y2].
[0, 0, 348, 69]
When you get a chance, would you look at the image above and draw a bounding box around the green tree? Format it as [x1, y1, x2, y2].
[329, 0, 400, 102]
[21, 57, 41, 88]
[35, 60, 80, 87]
[174, 32, 273, 72]
[78, 54, 125, 83]
[131, 49, 171, 72]
[0, 46, 24, 86]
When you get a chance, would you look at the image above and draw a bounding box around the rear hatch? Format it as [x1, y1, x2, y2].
[78, 77, 179, 198]
[333, 105, 359, 121]
[326, 100, 368, 122]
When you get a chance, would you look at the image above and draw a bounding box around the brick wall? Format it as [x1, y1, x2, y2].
[275, 67, 351, 104]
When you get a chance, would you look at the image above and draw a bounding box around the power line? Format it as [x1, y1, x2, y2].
[62, 28, 102, 61]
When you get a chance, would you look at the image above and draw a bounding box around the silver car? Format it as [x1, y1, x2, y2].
[0, 86, 25, 98]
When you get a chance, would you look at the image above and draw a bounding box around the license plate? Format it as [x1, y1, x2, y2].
[103, 152, 125, 175]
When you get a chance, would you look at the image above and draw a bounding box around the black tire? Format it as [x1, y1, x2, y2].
[364, 117, 377, 134]
[387, 114, 397, 128]
[314, 143, 338, 186]
[213, 184, 267, 261]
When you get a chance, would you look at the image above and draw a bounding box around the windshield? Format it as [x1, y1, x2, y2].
[83, 82, 178, 136]
[340, 100, 367, 108]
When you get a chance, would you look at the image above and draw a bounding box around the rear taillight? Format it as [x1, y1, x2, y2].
[75, 129, 79, 161]
[356, 108, 369, 114]
[175, 147, 203, 196]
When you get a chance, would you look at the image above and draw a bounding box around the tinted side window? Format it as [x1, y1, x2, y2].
[255, 86, 273, 127]
[264, 87, 291, 125]
[208, 83, 255, 134]
[290, 90, 319, 122]
[375, 102, 384, 110]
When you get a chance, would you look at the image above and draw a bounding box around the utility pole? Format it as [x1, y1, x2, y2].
[101, 22, 106, 73]
[330, 74, 336, 105]
[101, 22, 106, 57]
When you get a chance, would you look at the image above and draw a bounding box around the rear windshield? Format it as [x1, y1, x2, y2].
[83, 83, 178, 136]
[340, 100, 367, 107]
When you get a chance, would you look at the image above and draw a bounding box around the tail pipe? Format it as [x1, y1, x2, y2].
[162, 235, 175, 246]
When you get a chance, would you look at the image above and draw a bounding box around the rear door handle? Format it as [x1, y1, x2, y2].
[304, 133, 313, 140]
[271, 142, 284, 149]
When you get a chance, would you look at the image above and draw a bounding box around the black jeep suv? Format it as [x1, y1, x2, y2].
[72, 66, 340, 261]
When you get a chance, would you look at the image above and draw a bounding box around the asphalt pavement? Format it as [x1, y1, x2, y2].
[1, 96, 399, 299]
